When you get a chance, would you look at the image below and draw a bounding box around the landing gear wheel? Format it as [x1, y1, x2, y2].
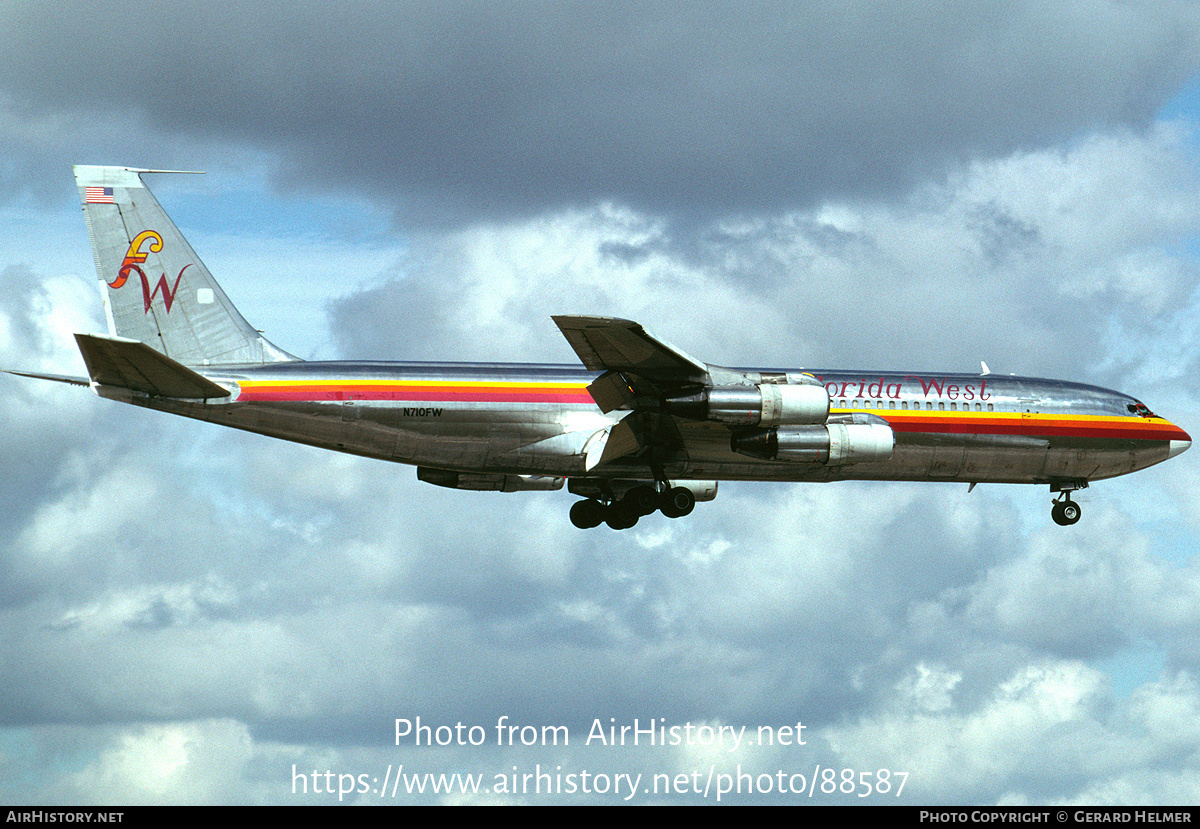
[570, 499, 604, 529]
[659, 486, 695, 519]
[605, 501, 640, 530]
[1051, 499, 1081, 526]
[625, 485, 660, 516]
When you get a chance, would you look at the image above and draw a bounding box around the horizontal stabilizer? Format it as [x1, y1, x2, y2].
[74, 333, 230, 399]
[2, 368, 90, 386]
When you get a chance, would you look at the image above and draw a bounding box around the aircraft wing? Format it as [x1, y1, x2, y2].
[552, 315, 710, 415]
[552, 315, 717, 468]
[552, 316, 708, 379]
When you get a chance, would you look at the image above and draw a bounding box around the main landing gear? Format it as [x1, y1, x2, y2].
[1050, 480, 1087, 526]
[570, 484, 696, 530]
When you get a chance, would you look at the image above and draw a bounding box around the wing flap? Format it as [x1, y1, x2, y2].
[74, 333, 231, 399]
[583, 418, 645, 471]
[586, 370, 637, 413]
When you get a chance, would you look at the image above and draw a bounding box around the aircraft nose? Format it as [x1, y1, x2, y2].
[1169, 435, 1191, 459]
[1166, 420, 1191, 459]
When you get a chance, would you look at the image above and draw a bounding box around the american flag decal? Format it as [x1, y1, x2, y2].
[85, 186, 114, 204]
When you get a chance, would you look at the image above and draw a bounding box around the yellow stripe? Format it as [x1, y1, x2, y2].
[832, 408, 1159, 425]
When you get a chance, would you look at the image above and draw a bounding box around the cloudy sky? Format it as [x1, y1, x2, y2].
[2, 0, 1200, 805]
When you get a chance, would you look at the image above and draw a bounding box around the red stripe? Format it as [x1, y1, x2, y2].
[236, 385, 593, 404]
[233, 383, 1188, 443]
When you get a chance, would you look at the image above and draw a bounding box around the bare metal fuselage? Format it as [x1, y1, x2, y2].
[25, 166, 1185, 530]
[103, 359, 1187, 488]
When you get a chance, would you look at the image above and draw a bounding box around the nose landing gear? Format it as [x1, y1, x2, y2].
[1051, 495, 1081, 526]
[1050, 480, 1087, 526]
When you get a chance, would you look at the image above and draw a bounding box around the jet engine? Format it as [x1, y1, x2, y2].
[730, 422, 894, 465]
[665, 384, 829, 426]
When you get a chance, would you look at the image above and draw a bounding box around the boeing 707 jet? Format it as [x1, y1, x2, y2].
[5, 167, 1191, 530]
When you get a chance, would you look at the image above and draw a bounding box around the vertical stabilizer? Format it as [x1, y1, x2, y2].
[74, 165, 296, 366]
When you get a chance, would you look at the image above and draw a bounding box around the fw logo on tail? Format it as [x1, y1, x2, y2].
[110, 229, 190, 313]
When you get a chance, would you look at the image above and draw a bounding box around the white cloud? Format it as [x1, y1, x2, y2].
[0, 23, 1197, 802]
[47, 720, 256, 805]
[828, 661, 1114, 802]
[328, 124, 1199, 390]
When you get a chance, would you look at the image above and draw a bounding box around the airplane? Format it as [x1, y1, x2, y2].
[4, 166, 1191, 530]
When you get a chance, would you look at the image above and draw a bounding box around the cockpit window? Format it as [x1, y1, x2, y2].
[1129, 401, 1157, 418]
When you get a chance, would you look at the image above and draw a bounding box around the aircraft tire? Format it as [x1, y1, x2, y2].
[625, 485, 660, 516]
[1051, 501, 1081, 526]
[605, 502, 640, 530]
[570, 499, 605, 529]
[659, 486, 696, 519]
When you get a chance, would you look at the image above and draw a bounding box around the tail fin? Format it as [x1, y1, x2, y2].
[73, 165, 296, 366]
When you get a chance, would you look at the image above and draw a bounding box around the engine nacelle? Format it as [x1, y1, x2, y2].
[666, 384, 829, 426]
[417, 467, 565, 492]
[672, 480, 719, 502]
[730, 423, 894, 465]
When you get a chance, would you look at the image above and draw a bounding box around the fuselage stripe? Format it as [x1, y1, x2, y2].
[235, 380, 593, 404]
[231, 384, 1186, 442]
[867, 411, 1188, 442]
